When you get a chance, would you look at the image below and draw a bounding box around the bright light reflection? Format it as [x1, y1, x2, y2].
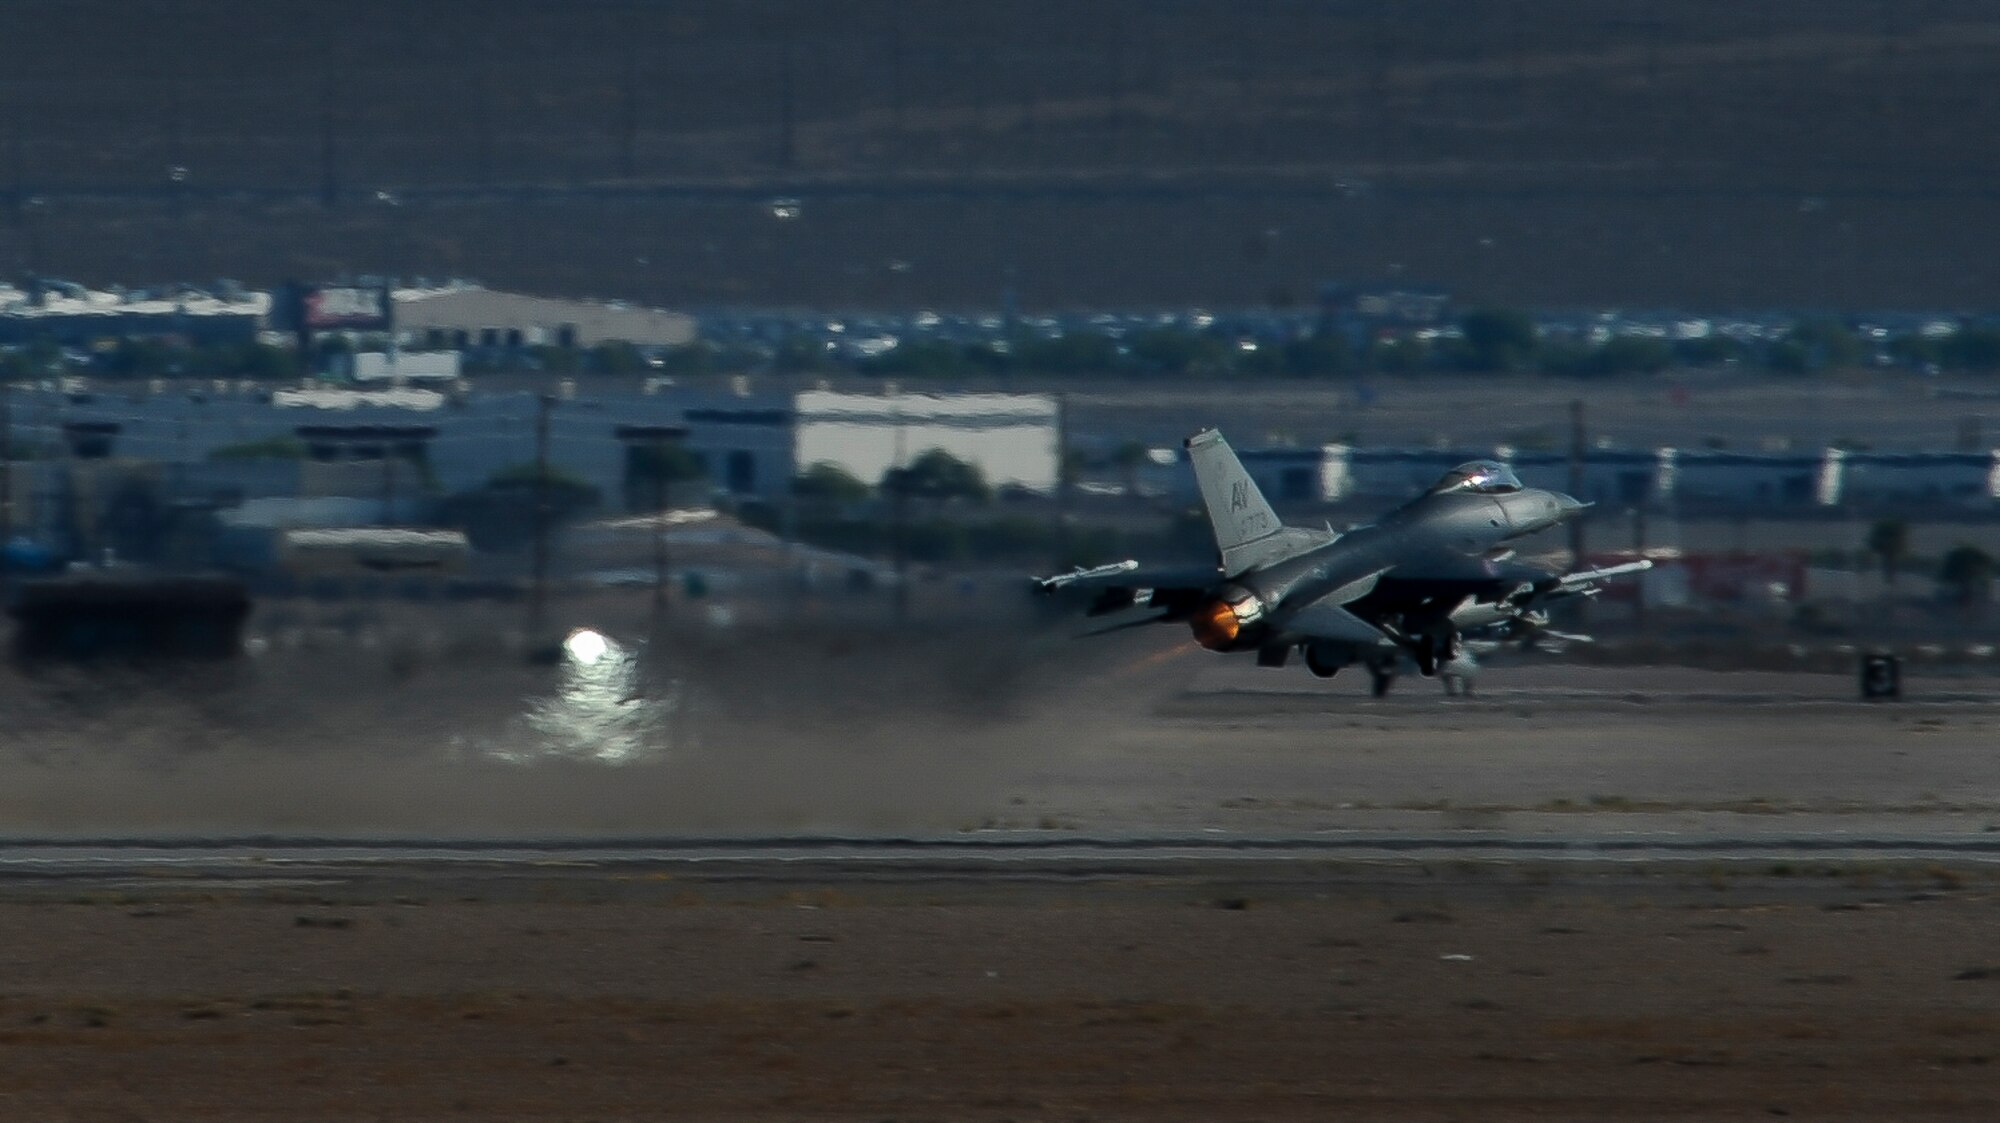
[481, 629, 692, 766]
[564, 628, 609, 665]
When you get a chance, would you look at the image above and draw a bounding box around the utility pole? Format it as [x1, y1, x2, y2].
[1630, 505, 1648, 628]
[528, 394, 554, 647]
[173, 412, 189, 503]
[890, 397, 908, 623]
[0, 379, 11, 599]
[651, 434, 669, 629]
[1568, 398, 1588, 627]
[1567, 398, 1587, 567]
[1053, 390, 1071, 568]
[380, 441, 398, 526]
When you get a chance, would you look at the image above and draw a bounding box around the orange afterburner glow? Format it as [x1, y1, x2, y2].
[1191, 586, 1268, 651]
[1191, 599, 1243, 650]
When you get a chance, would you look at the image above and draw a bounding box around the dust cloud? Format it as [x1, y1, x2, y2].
[0, 614, 1185, 838]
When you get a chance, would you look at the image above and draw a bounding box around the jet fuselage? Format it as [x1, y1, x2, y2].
[1193, 486, 1583, 653]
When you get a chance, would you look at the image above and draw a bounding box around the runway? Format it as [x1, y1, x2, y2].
[2, 654, 1997, 868]
[3, 656, 1999, 1120]
[6, 825, 2000, 882]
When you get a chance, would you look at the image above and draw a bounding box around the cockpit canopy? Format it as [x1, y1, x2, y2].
[1429, 459, 1523, 495]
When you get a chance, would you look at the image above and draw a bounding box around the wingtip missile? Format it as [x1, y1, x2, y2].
[1557, 558, 1653, 588]
[1035, 558, 1140, 592]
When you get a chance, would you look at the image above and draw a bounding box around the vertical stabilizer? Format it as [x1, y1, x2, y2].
[1186, 429, 1285, 574]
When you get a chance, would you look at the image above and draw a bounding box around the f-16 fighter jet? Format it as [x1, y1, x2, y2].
[1037, 429, 1648, 693]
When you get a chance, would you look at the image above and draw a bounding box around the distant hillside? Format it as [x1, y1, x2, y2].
[2, 0, 1998, 309]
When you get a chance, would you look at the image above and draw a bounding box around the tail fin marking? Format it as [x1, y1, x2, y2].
[1186, 428, 1284, 575]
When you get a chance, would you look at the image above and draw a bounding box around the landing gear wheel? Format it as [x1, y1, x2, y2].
[1367, 657, 1397, 698]
[1413, 625, 1459, 677]
[1303, 645, 1344, 679]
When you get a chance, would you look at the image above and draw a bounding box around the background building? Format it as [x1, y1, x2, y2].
[683, 390, 1061, 500]
[394, 287, 696, 352]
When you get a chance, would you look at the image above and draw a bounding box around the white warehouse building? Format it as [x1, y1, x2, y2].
[682, 390, 1060, 499]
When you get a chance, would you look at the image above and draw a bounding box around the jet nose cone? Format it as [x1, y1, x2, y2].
[1554, 492, 1589, 517]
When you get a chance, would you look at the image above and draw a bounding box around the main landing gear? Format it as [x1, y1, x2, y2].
[1410, 622, 1460, 678]
[1366, 654, 1398, 697]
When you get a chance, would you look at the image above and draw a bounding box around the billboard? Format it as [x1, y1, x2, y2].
[299, 285, 389, 331]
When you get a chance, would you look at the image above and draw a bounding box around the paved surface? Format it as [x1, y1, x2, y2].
[3, 653, 1999, 1119]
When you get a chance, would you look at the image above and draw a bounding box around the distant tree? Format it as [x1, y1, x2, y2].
[858, 339, 966, 377]
[1455, 308, 1538, 372]
[441, 463, 601, 551]
[1231, 338, 1285, 375]
[1775, 318, 1866, 372]
[772, 334, 835, 373]
[99, 338, 180, 380]
[628, 442, 705, 484]
[1109, 439, 1152, 501]
[208, 436, 309, 461]
[1363, 335, 1430, 373]
[1060, 447, 1090, 492]
[1536, 340, 1596, 378]
[883, 448, 988, 503]
[1013, 332, 1118, 375]
[623, 441, 705, 511]
[1765, 338, 1813, 374]
[1127, 328, 1231, 376]
[961, 341, 1014, 374]
[1672, 335, 1749, 367]
[652, 341, 717, 375]
[1281, 333, 1354, 377]
[1866, 518, 1910, 587]
[792, 461, 871, 504]
[1939, 328, 2000, 372]
[1588, 335, 1673, 376]
[485, 462, 599, 498]
[230, 341, 304, 381]
[22, 339, 63, 375]
[546, 345, 586, 374]
[1938, 544, 1994, 609]
[1885, 332, 1943, 371]
[589, 341, 648, 375]
[307, 334, 353, 374]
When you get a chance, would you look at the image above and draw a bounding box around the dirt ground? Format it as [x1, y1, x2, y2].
[1, 863, 1997, 1121]
[1, 633, 1998, 1119]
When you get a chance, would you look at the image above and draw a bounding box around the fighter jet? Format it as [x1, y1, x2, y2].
[1037, 429, 1648, 694]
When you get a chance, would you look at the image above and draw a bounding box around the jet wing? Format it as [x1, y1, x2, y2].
[1280, 600, 1395, 645]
